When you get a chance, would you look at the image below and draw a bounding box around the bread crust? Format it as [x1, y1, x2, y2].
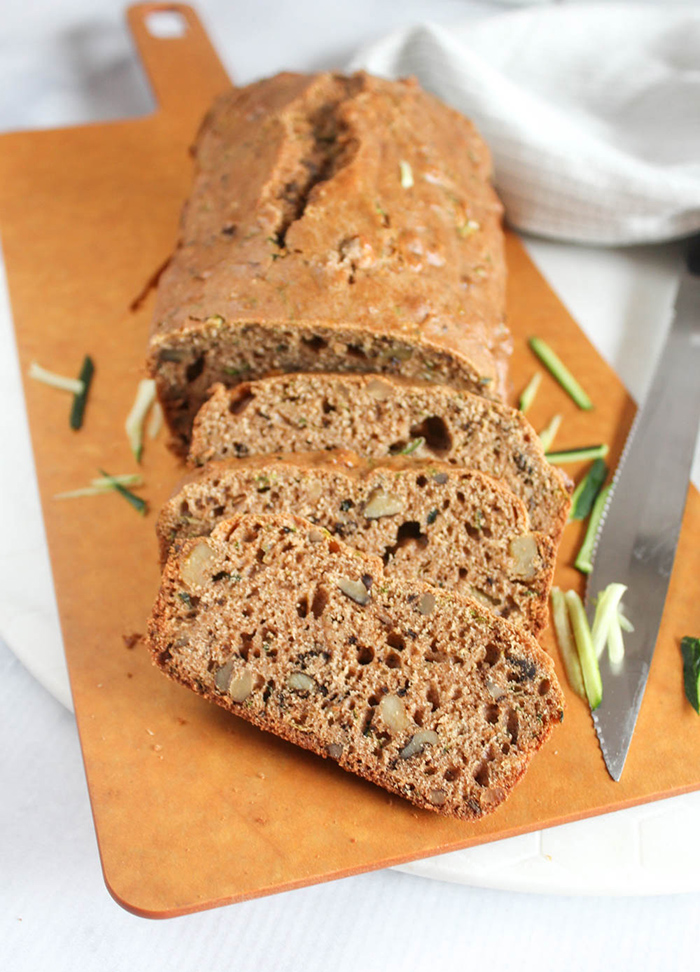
[147, 72, 508, 448]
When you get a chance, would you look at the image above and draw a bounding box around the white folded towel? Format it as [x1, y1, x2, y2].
[350, 4, 700, 245]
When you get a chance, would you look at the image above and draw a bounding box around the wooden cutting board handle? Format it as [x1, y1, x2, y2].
[126, 3, 232, 117]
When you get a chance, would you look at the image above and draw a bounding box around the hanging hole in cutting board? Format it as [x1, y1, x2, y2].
[145, 9, 188, 39]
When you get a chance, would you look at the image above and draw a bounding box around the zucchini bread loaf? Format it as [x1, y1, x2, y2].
[147, 512, 564, 819]
[147, 71, 508, 449]
[189, 374, 571, 542]
[156, 451, 556, 635]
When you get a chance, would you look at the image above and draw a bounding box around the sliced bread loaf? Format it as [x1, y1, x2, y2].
[189, 374, 571, 542]
[147, 512, 564, 819]
[146, 71, 508, 449]
[156, 452, 556, 635]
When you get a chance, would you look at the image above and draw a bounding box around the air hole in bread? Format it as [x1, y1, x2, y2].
[346, 343, 367, 359]
[396, 521, 428, 549]
[409, 415, 452, 453]
[427, 684, 440, 711]
[383, 521, 428, 564]
[425, 647, 447, 663]
[302, 334, 328, 352]
[483, 642, 501, 666]
[474, 761, 490, 787]
[327, 539, 341, 554]
[357, 645, 374, 665]
[386, 631, 405, 652]
[322, 398, 336, 414]
[538, 678, 551, 696]
[458, 567, 468, 580]
[414, 707, 425, 727]
[484, 703, 500, 724]
[386, 651, 402, 669]
[239, 633, 254, 661]
[368, 693, 381, 707]
[452, 687, 463, 701]
[506, 709, 519, 744]
[416, 475, 428, 488]
[311, 586, 329, 618]
[360, 708, 374, 734]
[179, 500, 190, 516]
[228, 389, 254, 415]
[186, 354, 205, 382]
[444, 766, 461, 782]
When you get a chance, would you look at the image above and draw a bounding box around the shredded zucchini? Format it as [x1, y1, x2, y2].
[398, 437, 425, 456]
[70, 355, 94, 430]
[399, 160, 414, 189]
[564, 590, 603, 709]
[591, 583, 628, 661]
[29, 362, 84, 395]
[125, 379, 157, 463]
[550, 588, 586, 699]
[518, 372, 542, 413]
[546, 444, 608, 464]
[528, 337, 593, 410]
[538, 414, 562, 453]
[575, 484, 611, 574]
[681, 637, 700, 714]
[54, 474, 143, 500]
[617, 604, 635, 633]
[569, 458, 608, 521]
[98, 469, 148, 515]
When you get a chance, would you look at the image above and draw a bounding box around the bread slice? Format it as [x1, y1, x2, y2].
[189, 374, 571, 542]
[146, 71, 508, 449]
[157, 452, 556, 636]
[147, 512, 564, 820]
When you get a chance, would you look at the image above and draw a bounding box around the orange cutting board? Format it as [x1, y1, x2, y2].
[1, 2, 699, 919]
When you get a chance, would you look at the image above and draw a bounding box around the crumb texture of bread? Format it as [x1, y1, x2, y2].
[147, 72, 508, 447]
[147, 513, 564, 820]
[157, 453, 556, 635]
[189, 374, 571, 541]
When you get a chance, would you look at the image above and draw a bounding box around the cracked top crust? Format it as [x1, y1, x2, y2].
[147, 72, 508, 444]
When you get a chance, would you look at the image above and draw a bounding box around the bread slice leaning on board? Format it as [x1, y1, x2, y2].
[146, 71, 508, 451]
[156, 451, 557, 636]
[146, 513, 565, 820]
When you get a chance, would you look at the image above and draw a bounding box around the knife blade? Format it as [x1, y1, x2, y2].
[585, 239, 700, 781]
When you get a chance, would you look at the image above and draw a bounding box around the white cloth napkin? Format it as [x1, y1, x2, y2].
[350, 3, 700, 245]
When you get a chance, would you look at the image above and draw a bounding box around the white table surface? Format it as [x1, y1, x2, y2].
[2, 1, 700, 969]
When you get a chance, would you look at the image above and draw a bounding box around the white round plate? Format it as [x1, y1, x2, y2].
[2, 237, 699, 895]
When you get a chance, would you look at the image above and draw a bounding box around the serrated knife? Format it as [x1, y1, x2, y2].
[585, 238, 700, 781]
